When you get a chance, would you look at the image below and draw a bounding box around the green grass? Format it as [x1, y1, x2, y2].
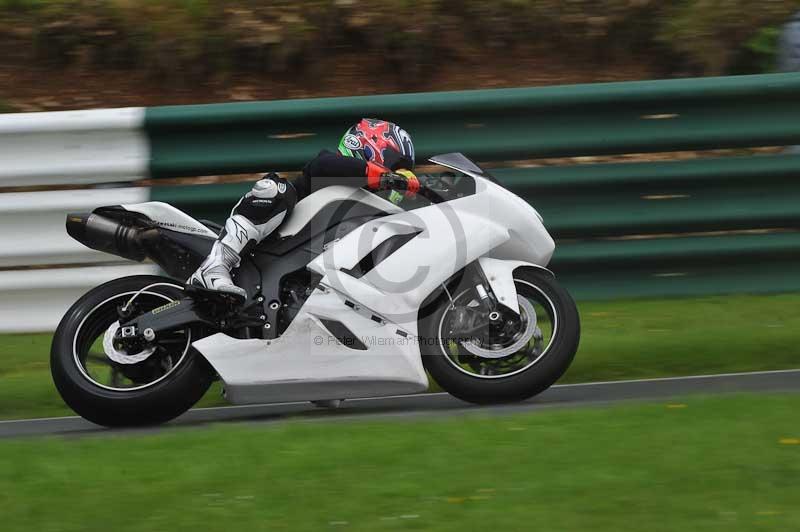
[1, 392, 799, 531]
[1, 293, 798, 421]
[561, 292, 800, 382]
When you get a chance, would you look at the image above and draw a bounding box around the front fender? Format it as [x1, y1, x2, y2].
[478, 258, 554, 314]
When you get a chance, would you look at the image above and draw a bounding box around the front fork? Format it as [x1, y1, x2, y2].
[444, 261, 506, 337]
[447, 259, 548, 339]
[477, 258, 556, 315]
[476, 257, 524, 315]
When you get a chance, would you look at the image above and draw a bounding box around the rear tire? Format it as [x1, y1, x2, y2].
[51, 275, 215, 427]
[420, 268, 580, 404]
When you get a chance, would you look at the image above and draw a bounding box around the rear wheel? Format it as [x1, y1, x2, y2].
[420, 268, 580, 404]
[51, 275, 215, 427]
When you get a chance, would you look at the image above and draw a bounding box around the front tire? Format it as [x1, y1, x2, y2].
[51, 275, 215, 427]
[420, 268, 580, 404]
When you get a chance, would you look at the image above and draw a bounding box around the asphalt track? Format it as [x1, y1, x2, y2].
[1, 369, 798, 439]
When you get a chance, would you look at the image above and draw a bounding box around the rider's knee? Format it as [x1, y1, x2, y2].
[251, 176, 279, 199]
[233, 174, 297, 224]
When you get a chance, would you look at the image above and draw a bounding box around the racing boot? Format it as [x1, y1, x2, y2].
[187, 214, 261, 302]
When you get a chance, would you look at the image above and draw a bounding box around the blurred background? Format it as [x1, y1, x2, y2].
[0, 0, 799, 111]
[1, 3, 800, 531]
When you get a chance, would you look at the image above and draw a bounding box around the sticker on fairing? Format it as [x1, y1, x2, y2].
[151, 300, 180, 315]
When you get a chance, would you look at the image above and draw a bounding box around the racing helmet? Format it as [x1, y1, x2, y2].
[338, 118, 415, 170]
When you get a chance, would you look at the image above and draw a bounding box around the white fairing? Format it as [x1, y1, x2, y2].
[308, 178, 553, 332]
[194, 288, 428, 404]
[193, 170, 556, 405]
[121, 201, 217, 238]
[478, 257, 553, 314]
[278, 186, 403, 237]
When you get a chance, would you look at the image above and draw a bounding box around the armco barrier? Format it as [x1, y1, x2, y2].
[0, 187, 149, 267]
[2, 73, 800, 331]
[0, 264, 158, 334]
[0, 108, 147, 186]
[143, 74, 800, 176]
[5, 73, 800, 185]
[0, 187, 154, 332]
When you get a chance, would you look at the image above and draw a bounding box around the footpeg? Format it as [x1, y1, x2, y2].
[185, 284, 246, 307]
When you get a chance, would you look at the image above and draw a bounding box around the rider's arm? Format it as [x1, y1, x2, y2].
[296, 149, 418, 200]
[293, 150, 373, 199]
[303, 150, 371, 178]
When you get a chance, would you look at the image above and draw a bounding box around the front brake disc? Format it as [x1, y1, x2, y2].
[460, 296, 537, 359]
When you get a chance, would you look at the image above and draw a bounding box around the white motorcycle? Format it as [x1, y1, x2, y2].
[52, 153, 580, 426]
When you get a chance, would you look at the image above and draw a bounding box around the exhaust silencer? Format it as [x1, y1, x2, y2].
[66, 212, 148, 262]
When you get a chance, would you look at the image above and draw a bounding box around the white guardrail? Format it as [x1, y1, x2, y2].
[0, 108, 148, 186]
[0, 265, 159, 334]
[0, 109, 157, 333]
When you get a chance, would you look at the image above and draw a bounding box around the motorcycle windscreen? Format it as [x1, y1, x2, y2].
[428, 153, 502, 185]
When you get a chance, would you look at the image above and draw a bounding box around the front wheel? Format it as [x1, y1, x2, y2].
[51, 275, 215, 427]
[420, 268, 580, 404]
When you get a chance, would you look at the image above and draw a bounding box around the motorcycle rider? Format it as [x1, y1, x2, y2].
[187, 118, 419, 301]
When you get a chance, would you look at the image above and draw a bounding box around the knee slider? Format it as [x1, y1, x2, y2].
[233, 175, 296, 226]
[251, 178, 279, 199]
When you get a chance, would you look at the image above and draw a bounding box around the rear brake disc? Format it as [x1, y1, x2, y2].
[102, 321, 156, 365]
